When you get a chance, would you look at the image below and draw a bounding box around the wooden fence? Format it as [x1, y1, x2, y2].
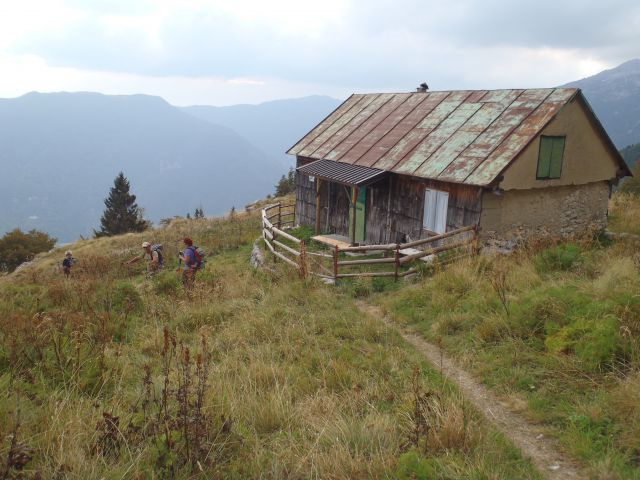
[261, 202, 477, 281]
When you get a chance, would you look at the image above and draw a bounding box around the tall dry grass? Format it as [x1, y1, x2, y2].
[0, 205, 539, 479]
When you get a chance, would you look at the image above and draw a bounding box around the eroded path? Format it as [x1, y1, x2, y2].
[357, 302, 588, 480]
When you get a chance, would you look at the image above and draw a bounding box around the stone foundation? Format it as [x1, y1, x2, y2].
[479, 181, 610, 248]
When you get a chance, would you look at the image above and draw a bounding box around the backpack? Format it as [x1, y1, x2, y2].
[151, 244, 164, 266]
[187, 245, 205, 270]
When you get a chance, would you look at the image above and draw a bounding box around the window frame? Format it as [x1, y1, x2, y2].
[536, 135, 566, 180]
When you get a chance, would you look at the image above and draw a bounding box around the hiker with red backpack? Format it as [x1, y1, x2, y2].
[178, 237, 204, 289]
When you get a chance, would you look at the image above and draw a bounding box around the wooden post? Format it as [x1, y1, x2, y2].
[333, 245, 339, 281]
[277, 203, 282, 229]
[350, 186, 358, 245]
[471, 224, 479, 255]
[315, 178, 322, 235]
[394, 244, 400, 281]
[299, 240, 307, 279]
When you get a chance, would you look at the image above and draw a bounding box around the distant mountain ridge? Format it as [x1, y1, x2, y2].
[181, 95, 342, 167]
[564, 59, 640, 149]
[0, 92, 282, 242]
[621, 142, 640, 168]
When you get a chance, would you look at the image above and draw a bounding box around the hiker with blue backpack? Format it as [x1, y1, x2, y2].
[125, 241, 164, 277]
[62, 250, 75, 278]
[178, 237, 204, 289]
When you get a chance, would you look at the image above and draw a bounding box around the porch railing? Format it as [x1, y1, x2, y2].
[261, 202, 477, 281]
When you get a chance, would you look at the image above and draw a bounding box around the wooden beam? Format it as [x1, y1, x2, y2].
[337, 257, 396, 266]
[350, 186, 358, 245]
[273, 239, 301, 257]
[336, 271, 397, 278]
[399, 238, 473, 264]
[401, 224, 476, 249]
[315, 178, 322, 235]
[272, 226, 301, 244]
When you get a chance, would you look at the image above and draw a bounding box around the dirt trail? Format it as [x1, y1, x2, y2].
[357, 302, 588, 480]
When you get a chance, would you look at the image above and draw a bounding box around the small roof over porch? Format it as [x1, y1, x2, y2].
[297, 158, 387, 186]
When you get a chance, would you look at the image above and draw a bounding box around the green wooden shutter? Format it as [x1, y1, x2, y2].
[537, 136, 565, 179]
[537, 137, 553, 178]
[548, 137, 565, 179]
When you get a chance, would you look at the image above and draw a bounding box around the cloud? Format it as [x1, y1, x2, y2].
[0, 0, 639, 102]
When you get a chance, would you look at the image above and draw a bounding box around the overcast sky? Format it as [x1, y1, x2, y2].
[1, 0, 639, 105]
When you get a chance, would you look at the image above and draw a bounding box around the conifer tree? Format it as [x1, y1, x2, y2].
[274, 168, 296, 196]
[94, 172, 149, 237]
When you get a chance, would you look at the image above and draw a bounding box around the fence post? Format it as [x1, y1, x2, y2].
[333, 245, 339, 281]
[471, 225, 479, 256]
[394, 244, 400, 281]
[277, 203, 282, 229]
[299, 240, 307, 279]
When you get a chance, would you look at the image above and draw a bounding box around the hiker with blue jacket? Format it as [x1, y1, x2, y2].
[62, 250, 75, 278]
[178, 237, 202, 289]
[126, 241, 164, 277]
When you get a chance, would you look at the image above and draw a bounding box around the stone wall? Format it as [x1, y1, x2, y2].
[479, 181, 611, 248]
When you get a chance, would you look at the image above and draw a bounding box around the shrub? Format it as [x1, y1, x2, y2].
[154, 271, 180, 296]
[349, 279, 371, 298]
[112, 282, 143, 314]
[574, 317, 623, 371]
[545, 317, 623, 371]
[534, 243, 581, 273]
[394, 450, 437, 480]
[0, 229, 56, 272]
[372, 277, 394, 293]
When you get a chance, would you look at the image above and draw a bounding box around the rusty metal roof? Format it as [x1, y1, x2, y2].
[288, 88, 587, 186]
[297, 159, 387, 186]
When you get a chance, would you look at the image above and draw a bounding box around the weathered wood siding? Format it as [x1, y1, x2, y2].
[295, 156, 482, 244]
[365, 174, 482, 244]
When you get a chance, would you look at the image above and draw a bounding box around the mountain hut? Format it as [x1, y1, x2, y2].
[288, 88, 631, 248]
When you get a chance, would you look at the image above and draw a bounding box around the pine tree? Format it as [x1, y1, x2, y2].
[274, 168, 296, 196]
[94, 172, 149, 237]
[194, 207, 205, 219]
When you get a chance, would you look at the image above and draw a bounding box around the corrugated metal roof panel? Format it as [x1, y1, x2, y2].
[288, 94, 362, 156]
[289, 88, 584, 186]
[297, 159, 387, 186]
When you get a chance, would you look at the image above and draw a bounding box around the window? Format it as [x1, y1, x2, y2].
[536, 135, 565, 180]
[423, 189, 449, 234]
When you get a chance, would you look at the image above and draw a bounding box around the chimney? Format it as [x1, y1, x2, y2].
[416, 82, 429, 93]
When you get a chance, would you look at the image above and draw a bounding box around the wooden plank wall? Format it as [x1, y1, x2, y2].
[295, 156, 483, 244]
[365, 175, 483, 244]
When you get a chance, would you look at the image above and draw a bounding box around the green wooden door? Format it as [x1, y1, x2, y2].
[349, 187, 366, 243]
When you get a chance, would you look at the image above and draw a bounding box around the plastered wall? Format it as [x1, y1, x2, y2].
[499, 98, 620, 191]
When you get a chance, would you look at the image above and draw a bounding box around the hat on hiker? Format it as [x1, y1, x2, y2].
[141, 241, 151, 248]
[183, 237, 193, 246]
[65, 250, 72, 256]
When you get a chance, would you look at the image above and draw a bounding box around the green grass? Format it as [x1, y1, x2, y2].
[0, 206, 540, 479]
[377, 220, 640, 479]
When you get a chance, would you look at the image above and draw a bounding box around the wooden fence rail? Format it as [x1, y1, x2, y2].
[261, 203, 477, 281]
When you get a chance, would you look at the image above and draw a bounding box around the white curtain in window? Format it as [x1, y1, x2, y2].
[423, 189, 449, 234]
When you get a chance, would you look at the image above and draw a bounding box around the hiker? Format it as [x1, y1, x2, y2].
[178, 237, 204, 289]
[62, 250, 75, 278]
[126, 241, 164, 277]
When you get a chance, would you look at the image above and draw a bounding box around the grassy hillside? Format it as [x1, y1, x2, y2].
[377, 194, 640, 479]
[0, 203, 539, 478]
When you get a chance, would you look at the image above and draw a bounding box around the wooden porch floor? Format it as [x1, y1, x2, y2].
[311, 234, 351, 249]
